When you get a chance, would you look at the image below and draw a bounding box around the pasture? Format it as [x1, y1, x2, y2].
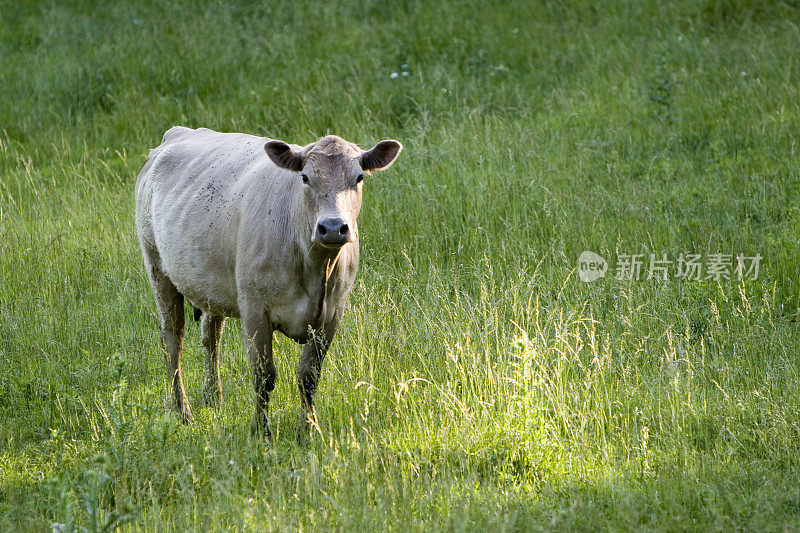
[2, 0, 800, 530]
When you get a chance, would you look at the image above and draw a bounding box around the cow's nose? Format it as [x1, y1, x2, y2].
[314, 217, 350, 245]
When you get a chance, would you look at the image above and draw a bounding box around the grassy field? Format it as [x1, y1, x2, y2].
[2, 0, 800, 530]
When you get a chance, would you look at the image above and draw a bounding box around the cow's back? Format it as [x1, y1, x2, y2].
[135, 127, 290, 316]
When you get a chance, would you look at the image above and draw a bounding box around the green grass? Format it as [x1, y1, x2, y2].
[2, 0, 800, 530]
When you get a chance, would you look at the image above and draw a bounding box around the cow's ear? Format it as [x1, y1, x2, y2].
[265, 140, 304, 172]
[361, 140, 403, 171]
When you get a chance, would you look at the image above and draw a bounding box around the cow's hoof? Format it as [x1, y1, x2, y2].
[295, 414, 310, 445]
[250, 419, 272, 440]
[295, 427, 310, 446]
[201, 386, 223, 407]
[175, 406, 194, 424]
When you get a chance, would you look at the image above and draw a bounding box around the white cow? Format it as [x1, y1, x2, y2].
[135, 127, 402, 440]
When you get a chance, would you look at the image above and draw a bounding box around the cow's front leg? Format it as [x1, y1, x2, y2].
[296, 309, 341, 443]
[242, 310, 275, 438]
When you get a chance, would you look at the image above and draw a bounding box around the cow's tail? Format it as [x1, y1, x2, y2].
[193, 306, 203, 322]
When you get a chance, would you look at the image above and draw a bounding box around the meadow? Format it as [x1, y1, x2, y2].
[2, 0, 800, 530]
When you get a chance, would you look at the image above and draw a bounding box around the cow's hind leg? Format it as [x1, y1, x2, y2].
[201, 313, 226, 406]
[142, 245, 192, 422]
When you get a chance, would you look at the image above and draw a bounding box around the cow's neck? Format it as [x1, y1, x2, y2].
[305, 243, 343, 283]
[304, 241, 345, 327]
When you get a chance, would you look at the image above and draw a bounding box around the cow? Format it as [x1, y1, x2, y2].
[135, 127, 402, 441]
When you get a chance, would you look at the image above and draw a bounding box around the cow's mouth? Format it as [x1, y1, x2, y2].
[312, 238, 350, 250]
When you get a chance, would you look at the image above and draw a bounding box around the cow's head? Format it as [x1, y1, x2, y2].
[265, 135, 402, 248]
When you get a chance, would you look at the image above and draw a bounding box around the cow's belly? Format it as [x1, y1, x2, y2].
[178, 281, 239, 317]
[161, 260, 239, 317]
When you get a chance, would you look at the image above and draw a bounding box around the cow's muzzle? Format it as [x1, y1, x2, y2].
[312, 217, 351, 246]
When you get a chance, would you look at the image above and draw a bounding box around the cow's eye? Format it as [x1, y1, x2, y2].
[301, 173, 309, 185]
[356, 173, 364, 184]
